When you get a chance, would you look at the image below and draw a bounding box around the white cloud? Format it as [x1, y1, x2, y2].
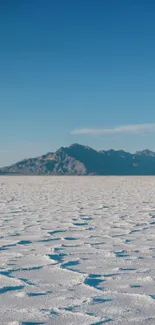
[71, 123, 155, 135]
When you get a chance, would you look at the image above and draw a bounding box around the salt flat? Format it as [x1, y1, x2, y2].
[0, 176, 155, 325]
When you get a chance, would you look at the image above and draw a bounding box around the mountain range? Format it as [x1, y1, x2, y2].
[1, 144, 155, 175]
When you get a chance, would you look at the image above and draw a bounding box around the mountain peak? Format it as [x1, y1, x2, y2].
[135, 149, 155, 157]
[69, 143, 93, 150]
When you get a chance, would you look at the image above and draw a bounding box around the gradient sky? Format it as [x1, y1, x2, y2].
[1, 0, 155, 166]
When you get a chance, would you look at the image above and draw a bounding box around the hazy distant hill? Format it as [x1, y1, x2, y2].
[1, 144, 155, 175]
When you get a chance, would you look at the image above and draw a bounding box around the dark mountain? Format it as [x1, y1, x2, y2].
[1, 144, 155, 175]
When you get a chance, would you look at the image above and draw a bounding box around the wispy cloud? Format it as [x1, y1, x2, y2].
[71, 123, 155, 135]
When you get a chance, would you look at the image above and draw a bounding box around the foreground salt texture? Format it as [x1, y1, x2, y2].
[0, 176, 155, 324]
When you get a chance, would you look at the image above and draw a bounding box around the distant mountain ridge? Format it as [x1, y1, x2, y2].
[1, 144, 155, 175]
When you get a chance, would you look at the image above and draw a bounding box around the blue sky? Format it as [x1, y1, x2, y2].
[1, 0, 155, 166]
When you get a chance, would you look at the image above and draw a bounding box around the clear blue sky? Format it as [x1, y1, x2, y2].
[1, 0, 155, 166]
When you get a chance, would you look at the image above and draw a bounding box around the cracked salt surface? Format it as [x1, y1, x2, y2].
[0, 176, 155, 324]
